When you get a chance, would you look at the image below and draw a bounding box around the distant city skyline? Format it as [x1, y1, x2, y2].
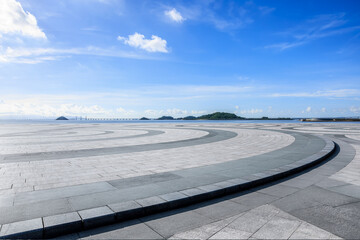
[0, 0, 359, 118]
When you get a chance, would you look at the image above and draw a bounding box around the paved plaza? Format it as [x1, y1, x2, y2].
[0, 122, 359, 239]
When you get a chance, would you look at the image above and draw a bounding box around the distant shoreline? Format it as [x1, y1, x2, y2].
[300, 118, 360, 122]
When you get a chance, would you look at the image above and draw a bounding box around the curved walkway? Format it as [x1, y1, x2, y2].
[49, 123, 360, 240]
[0, 123, 339, 239]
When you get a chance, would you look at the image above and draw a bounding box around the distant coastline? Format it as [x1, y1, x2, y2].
[6, 112, 360, 123]
[148, 112, 293, 121]
[300, 118, 360, 122]
[147, 112, 294, 121]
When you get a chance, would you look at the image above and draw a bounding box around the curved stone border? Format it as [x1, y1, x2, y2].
[0, 128, 237, 163]
[0, 136, 335, 239]
[15, 129, 165, 145]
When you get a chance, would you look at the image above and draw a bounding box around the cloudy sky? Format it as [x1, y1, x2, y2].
[0, 0, 359, 118]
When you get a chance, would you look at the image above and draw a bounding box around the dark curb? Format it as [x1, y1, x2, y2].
[0, 137, 335, 239]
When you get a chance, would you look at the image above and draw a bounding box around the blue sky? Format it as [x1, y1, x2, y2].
[0, 0, 359, 118]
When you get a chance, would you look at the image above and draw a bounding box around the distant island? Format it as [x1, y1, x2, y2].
[56, 116, 68, 120]
[154, 112, 292, 121]
[197, 112, 245, 120]
[157, 116, 174, 120]
[182, 116, 197, 120]
[139, 117, 150, 120]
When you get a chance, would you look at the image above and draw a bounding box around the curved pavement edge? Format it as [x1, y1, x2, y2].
[0, 136, 335, 239]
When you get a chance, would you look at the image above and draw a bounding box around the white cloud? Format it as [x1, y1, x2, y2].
[237, 76, 250, 81]
[266, 13, 360, 50]
[321, 107, 326, 112]
[165, 8, 185, 23]
[191, 110, 206, 115]
[175, 1, 254, 32]
[258, 6, 275, 15]
[144, 108, 205, 117]
[306, 106, 312, 112]
[269, 89, 360, 98]
[189, 85, 252, 93]
[117, 33, 168, 53]
[240, 109, 263, 114]
[0, 97, 145, 118]
[350, 106, 360, 113]
[0, 0, 46, 39]
[145, 108, 187, 116]
[0, 101, 111, 117]
[0, 46, 155, 64]
[116, 107, 135, 116]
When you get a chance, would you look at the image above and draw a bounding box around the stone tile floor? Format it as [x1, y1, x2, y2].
[0, 124, 293, 192]
[51, 123, 360, 239]
[1, 122, 360, 239]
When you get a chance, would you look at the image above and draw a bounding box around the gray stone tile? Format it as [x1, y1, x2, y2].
[226, 206, 276, 233]
[315, 178, 349, 189]
[209, 227, 253, 239]
[68, 189, 124, 211]
[227, 178, 250, 185]
[280, 178, 316, 189]
[271, 191, 324, 213]
[289, 222, 341, 239]
[292, 186, 358, 209]
[136, 196, 166, 207]
[68, 183, 168, 211]
[213, 180, 238, 189]
[179, 188, 206, 197]
[197, 184, 224, 197]
[252, 216, 301, 239]
[159, 192, 188, 202]
[78, 219, 164, 239]
[291, 203, 360, 239]
[141, 210, 213, 238]
[170, 215, 239, 240]
[159, 192, 190, 208]
[0, 195, 14, 208]
[14, 182, 117, 205]
[0, 218, 43, 239]
[108, 172, 182, 190]
[78, 206, 115, 229]
[43, 212, 82, 238]
[193, 200, 250, 220]
[136, 196, 168, 214]
[328, 184, 360, 199]
[108, 200, 144, 220]
[0, 198, 73, 225]
[153, 178, 202, 192]
[258, 184, 300, 198]
[230, 192, 278, 207]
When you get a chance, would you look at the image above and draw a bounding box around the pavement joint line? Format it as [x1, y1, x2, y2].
[331, 199, 360, 208]
[288, 219, 303, 239]
[247, 212, 274, 239]
[140, 219, 166, 239]
[205, 211, 247, 240]
[0, 136, 336, 239]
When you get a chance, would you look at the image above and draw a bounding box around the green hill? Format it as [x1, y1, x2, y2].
[198, 112, 244, 120]
[183, 116, 197, 120]
[157, 116, 174, 120]
[56, 116, 68, 120]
